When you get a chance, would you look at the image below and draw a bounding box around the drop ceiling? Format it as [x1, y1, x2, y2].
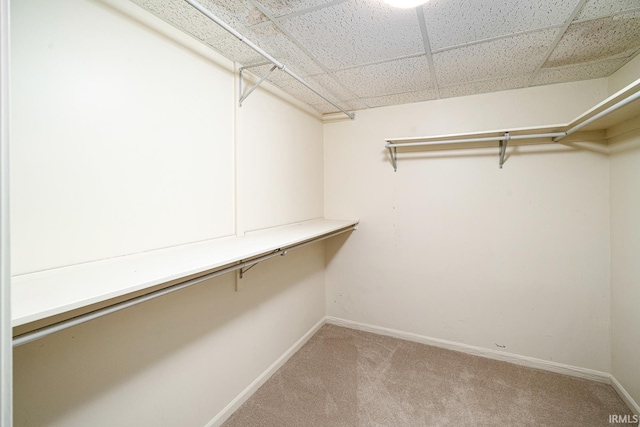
[130, 0, 640, 115]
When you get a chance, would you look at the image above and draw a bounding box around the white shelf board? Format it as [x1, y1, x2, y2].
[386, 77, 640, 145]
[12, 218, 358, 327]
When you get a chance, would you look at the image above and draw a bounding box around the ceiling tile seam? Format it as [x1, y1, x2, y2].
[357, 87, 439, 100]
[271, 0, 350, 22]
[438, 73, 532, 90]
[330, 52, 427, 73]
[527, 0, 590, 87]
[573, 6, 640, 24]
[607, 48, 640, 77]
[246, 0, 362, 103]
[416, 7, 440, 98]
[430, 24, 565, 55]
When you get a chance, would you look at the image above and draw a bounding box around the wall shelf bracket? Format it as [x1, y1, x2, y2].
[237, 249, 288, 280]
[387, 145, 398, 172]
[499, 132, 510, 169]
[238, 64, 278, 107]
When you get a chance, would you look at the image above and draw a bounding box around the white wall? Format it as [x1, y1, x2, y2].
[12, 0, 326, 426]
[324, 80, 614, 372]
[238, 86, 323, 233]
[609, 55, 640, 95]
[11, 0, 235, 275]
[609, 125, 640, 407]
[608, 54, 640, 407]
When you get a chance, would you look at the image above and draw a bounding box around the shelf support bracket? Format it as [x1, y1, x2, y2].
[387, 144, 397, 172]
[238, 64, 278, 107]
[499, 132, 509, 169]
[237, 249, 288, 282]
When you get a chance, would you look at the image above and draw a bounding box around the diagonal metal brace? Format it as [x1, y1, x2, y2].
[499, 132, 510, 169]
[238, 249, 288, 279]
[238, 64, 278, 107]
[386, 144, 398, 172]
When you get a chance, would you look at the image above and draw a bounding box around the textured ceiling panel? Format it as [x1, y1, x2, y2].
[533, 58, 627, 86]
[270, 79, 332, 105]
[312, 98, 368, 114]
[304, 73, 358, 101]
[131, 0, 232, 40]
[333, 56, 433, 98]
[254, 0, 334, 18]
[247, 23, 325, 75]
[279, 0, 423, 70]
[206, 34, 266, 64]
[423, 0, 580, 51]
[361, 89, 438, 108]
[198, 0, 269, 27]
[132, 0, 640, 114]
[132, 0, 267, 40]
[439, 75, 532, 98]
[546, 13, 640, 67]
[434, 29, 557, 87]
[574, 0, 640, 22]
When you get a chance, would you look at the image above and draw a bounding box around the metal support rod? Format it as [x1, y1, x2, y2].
[13, 225, 357, 347]
[0, 0, 11, 423]
[499, 132, 510, 169]
[183, 0, 354, 120]
[553, 89, 640, 142]
[386, 132, 566, 149]
[239, 64, 277, 107]
[388, 146, 397, 172]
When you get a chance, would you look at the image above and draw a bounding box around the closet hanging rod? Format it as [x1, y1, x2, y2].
[12, 224, 357, 347]
[553, 88, 640, 142]
[386, 132, 567, 148]
[183, 0, 355, 120]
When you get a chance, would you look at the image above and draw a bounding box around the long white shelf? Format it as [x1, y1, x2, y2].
[12, 218, 358, 328]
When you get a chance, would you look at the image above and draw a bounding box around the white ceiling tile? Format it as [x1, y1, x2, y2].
[253, 0, 333, 18]
[199, 0, 270, 28]
[533, 58, 627, 85]
[305, 73, 359, 101]
[439, 75, 532, 98]
[271, 79, 335, 105]
[362, 90, 438, 108]
[245, 23, 325, 75]
[333, 56, 433, 98]
[434, 29, 558, 87]
[546, 13, 640, 67]
[206, 34, 265, 64]
[423, 0, 580, 51]
[312, 98, 367, 114]
[279, 0, 424, 70]
[131, 0, 228, 40]
[132, 0, 267, 40]
[574, 0, 640, 22]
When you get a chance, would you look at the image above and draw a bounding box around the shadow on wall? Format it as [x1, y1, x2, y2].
[13, 245, 321, 426]
[325, 231, 356, 268]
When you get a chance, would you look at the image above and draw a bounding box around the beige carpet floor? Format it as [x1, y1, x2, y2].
[223, 324, 634, 426]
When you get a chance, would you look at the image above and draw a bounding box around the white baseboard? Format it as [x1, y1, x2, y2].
[205, 318, 326, 427]
[207, 316, 639, 426]
[611, 375, 640, 415]
[325, 316, 611, 383]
